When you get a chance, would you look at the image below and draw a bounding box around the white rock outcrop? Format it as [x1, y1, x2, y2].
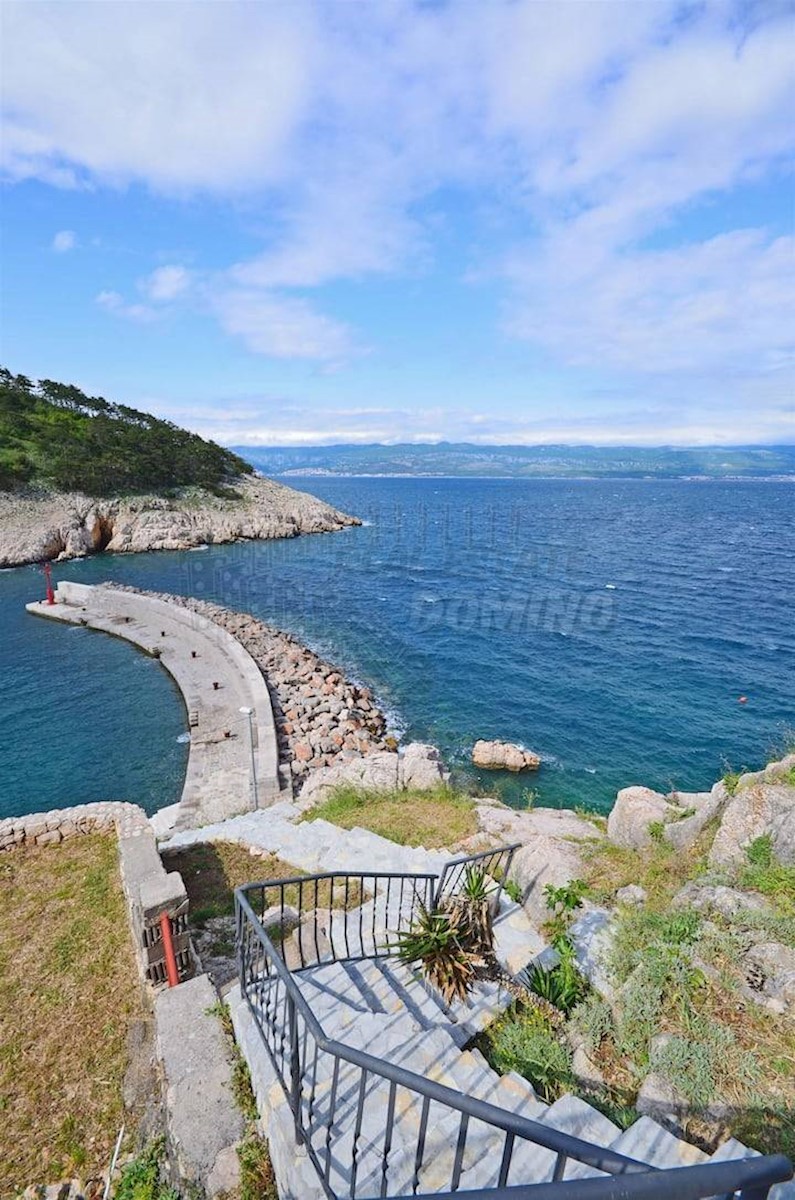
[295, 743, 449, 804]
[475, 802, 601, 924]
[472, 740, 541, 771]
[0, 474, 360, 567]
[709, 756, 795, 867]
[607, 784, 726, 852]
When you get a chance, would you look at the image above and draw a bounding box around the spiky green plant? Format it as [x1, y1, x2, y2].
[395, 901, 476, 1004]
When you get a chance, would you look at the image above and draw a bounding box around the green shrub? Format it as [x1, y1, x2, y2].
[651, 1021, 761, 1109]
[614, 947, 705, 1064]
[571, 994, 614, 1052]
[648, 820, 666, 843]
[501, 877, 524, 905]
[524, 941, 588, 1016]
[740, 836, 795, 912]
[609, 907, 701, 985]
[485, 1007, 573, 1101]
[722, 769, 742, 796]
[115, 1140, 179, 1200]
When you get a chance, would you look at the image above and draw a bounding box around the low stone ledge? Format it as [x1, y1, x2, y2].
[155, 975, 245, 1198]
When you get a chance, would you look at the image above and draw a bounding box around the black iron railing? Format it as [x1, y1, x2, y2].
[235, 853, 792, 1200]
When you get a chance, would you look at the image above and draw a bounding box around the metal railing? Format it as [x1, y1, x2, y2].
[235, 854, 792, 1200]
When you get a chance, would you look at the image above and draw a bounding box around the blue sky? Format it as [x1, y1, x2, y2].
[1, 0, 793, 447]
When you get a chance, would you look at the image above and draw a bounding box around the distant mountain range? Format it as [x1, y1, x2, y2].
[230, 443, 795, 480]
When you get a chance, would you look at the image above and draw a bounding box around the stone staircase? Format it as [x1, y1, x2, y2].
[229, 949, 785, 1198]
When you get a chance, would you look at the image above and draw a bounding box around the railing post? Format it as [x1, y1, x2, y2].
[288, 994, 303, 1146]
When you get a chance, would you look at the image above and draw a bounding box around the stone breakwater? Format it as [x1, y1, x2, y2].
[0, 473, 360, 567]
[106, 584, 391, 791]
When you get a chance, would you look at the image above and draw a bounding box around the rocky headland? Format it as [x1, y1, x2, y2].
[0, 474, 360, 568]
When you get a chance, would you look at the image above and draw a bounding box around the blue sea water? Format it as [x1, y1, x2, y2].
[1, 478, 793, 821]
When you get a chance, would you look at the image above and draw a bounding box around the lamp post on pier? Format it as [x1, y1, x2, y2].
[239, 706, 259, 810]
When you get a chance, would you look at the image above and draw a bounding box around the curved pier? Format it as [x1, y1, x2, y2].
[27, 581, 284, 830]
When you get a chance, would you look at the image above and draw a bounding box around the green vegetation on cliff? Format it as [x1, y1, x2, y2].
[0, 367, 253, 495]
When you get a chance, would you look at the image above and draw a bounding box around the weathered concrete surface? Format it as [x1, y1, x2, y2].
[27, 581, 283, 828]
[155, 975, 244, 1197]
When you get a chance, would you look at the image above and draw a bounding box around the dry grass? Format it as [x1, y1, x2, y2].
[582, 823, 716, 909]
[581, 823, 795, 1157]
[0, 835, 143, 1193]
[300, 784, 477, 848]
[164, 841, 363, 927]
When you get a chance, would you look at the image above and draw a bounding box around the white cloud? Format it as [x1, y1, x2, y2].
[51, 229, 76, 253]
[95, 290, 156, 323]
[141, 265, 192, 302]
[212, 290, 359, 363]
[1, 3, 315, 192]
[3, 1, 794, 407]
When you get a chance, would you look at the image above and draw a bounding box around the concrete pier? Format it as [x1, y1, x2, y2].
[27, 581, 284, 829]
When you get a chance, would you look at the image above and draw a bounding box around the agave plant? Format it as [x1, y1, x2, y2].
[448, 864, 496, 957]
[395, 900, 477, 1004]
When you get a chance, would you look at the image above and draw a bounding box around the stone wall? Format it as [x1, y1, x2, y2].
[0, 801, 191, 988]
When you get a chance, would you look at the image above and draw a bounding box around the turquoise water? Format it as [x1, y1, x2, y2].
[1, 478, 792, 820]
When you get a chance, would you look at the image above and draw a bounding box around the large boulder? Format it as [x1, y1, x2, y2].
[399, 743, 449, 790]
[607, 786, 674, 850]
[298, 750, 400, 802]
[663, 787, 726, 851]
[710, 767, 795, 867]
[672, 882, 770, 919]
[743, 941, 795, 1015]
[509, 832, 591, 926]
[472, 740, 541, 771]
[607, 784, 726, 852]
[476, 801, 601, 925]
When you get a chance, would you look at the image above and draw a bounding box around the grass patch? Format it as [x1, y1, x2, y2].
[478, 1004, 573, 1101]
[582, 829, 713, 910]
[740, 836, 795, 913]
[299, 784, 477, 848]
[0, 834, 144, 1193]
[164, 841, 360, 926]
[115, 1139, 178, 1200]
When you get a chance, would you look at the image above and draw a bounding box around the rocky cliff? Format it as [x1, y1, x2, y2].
[0, 474, 360, 567]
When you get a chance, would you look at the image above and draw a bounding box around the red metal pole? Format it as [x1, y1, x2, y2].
[43, 561, 55, 605]
[159, 911, 180, 988]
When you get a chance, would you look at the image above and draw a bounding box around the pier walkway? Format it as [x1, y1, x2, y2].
[27, 581, 284, 829]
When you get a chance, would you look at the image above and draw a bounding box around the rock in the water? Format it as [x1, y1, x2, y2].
[399, 743, 449, 790]
[709, 758, 795, 867]
[472, 739, 541, 771]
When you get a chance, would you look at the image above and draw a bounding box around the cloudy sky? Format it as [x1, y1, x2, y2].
[1, 0, 793, 446]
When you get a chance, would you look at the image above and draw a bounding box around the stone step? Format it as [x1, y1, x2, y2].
[610, 1115, 708, 1169]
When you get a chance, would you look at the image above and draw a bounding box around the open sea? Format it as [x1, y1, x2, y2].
[1, 478, 793, 821]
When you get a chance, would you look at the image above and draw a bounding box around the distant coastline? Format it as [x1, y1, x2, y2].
[231, 442, 795, 482]
[275, 471, 795, 482]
